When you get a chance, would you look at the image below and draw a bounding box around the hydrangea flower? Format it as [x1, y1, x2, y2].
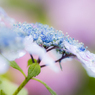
[1, 7, 95, 75]
[13, 23, 64, 49]
[0, 22, 59, 73]
[13, 22, 95, 75]
[0, 8, 59, 73]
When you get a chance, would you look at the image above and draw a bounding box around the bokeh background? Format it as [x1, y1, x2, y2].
[1, 0, 95, 95]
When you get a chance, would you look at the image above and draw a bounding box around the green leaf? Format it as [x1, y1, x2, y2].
[27, 59, 37, 66]
[32, 78, 57, 95]
[0, 90, 6, 95]
[27, 63, 41, 80]
[10, 61, 26, 77]
[10, 61, 22, 71]
[0, 77, 28, 95]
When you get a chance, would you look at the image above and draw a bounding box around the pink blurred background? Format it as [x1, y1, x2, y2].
[1, 0, 95, 95]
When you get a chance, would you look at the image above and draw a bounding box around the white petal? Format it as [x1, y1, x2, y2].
[2, 50, 26, 61]
[42, 54, 60, 72]
[77, 51, 95, 73]
[24, 36, 59, 72]
[24, 35, 46, 58]
[0, 55, 9, 74]
[64, 40, 79, 54]
[25, 42, 59, 72]
[24, 35, 33, 46]
[25, 42, 46, 57]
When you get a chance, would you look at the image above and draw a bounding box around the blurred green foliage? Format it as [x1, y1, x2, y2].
[0, 77, 28, 95]
[0, 90, 6, 95]
[7, 0, 48, 23]
[76, 77, 95, 95]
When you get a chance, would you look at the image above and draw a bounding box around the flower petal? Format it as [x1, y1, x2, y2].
[24, 36, 59, 72]
[0, 55, 9, 74]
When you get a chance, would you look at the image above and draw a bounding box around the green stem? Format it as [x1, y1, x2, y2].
[32, 77, 57, 95]
[13, 77, 29, 95]
[21, 71, 26, 78]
